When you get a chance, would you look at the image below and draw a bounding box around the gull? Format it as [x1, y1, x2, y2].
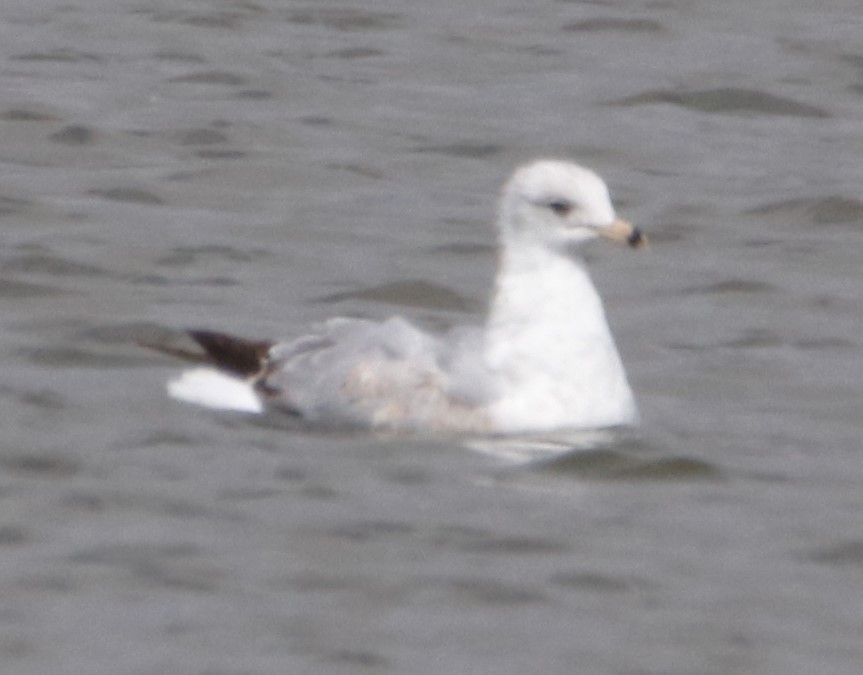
[150, 160, 647, 435]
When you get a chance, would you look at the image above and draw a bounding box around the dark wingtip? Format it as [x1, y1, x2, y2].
[187, 329, 274, 379]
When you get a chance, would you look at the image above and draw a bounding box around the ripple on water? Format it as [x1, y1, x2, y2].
[87, 187, 164, 205]
[325, 161, 386, 179]
[532, 447, 723, 482]
[49, 125, 97, 145]
[233, 89, 275, 100]
[285, 8, 401, 31]
[0, 526, 30, 547]
[3, 251, 111, 279]
[155, 244, 268, 266]
[439, 577, 548, 605]
[324, 47, 387, 59]
[0, 108, 60, 122]
[746, 195, 863, 227]
[550, 570, 656, 594]
[179, 128, 230, 145]
[412, 141, 504, 159]
[167, 70, 249, 86]
[0, 452, 81, 478]
[318, 279, 472, 312]
[0, 195, 34, 216]
[149, 11, 248, 30]
[5, 385, 66, 411]
[609, 87, 830, 118]
[562, 18, 666, 34]
[801, 540, 863, 567]
[153, 50, 206, 64]
[12, 321, 187, 372]
[21, 344, 150, 369]
[313, 519, 572, 558]
[0, 278, 68, 299]
[427, 524, 571, 555]
[11, 49, 104, 63]
[426, 241, 495, 257]
[194, 149, 246, 160]
[68, 542, 224, 593]
[679, 279, 777, 295]
[324, 520, 415, 544]
[325, 649, 391, 669]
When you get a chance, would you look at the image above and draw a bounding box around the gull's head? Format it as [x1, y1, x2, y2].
[498, 159, 646, 252]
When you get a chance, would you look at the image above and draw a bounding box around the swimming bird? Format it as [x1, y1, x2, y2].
[150, 160, 647, 435]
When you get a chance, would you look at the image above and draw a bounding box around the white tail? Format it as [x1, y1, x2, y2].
[168, 368, 263, 414]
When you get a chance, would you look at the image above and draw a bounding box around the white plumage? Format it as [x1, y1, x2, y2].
[166, 159, 646, 435]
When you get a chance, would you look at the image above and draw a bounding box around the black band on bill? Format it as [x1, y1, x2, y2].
[627, 228, 644, 248]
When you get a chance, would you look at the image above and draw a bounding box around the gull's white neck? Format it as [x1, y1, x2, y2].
[484, 239, 637, 432]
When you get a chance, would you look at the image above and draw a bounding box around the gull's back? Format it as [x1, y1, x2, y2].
[268, 317, 497, 432]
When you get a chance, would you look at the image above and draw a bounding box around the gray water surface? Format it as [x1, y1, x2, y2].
[2, 1, 863, 674]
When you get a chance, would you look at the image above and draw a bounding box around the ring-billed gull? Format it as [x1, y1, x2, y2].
[150, 159, 647, 435]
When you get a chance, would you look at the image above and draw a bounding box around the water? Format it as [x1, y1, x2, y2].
[2, 1, 862, 673]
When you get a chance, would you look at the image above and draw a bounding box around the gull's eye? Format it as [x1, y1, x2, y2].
[547, 200, 573, 217]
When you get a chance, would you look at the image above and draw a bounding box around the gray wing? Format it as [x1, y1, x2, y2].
[268, 317, 500, 431]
